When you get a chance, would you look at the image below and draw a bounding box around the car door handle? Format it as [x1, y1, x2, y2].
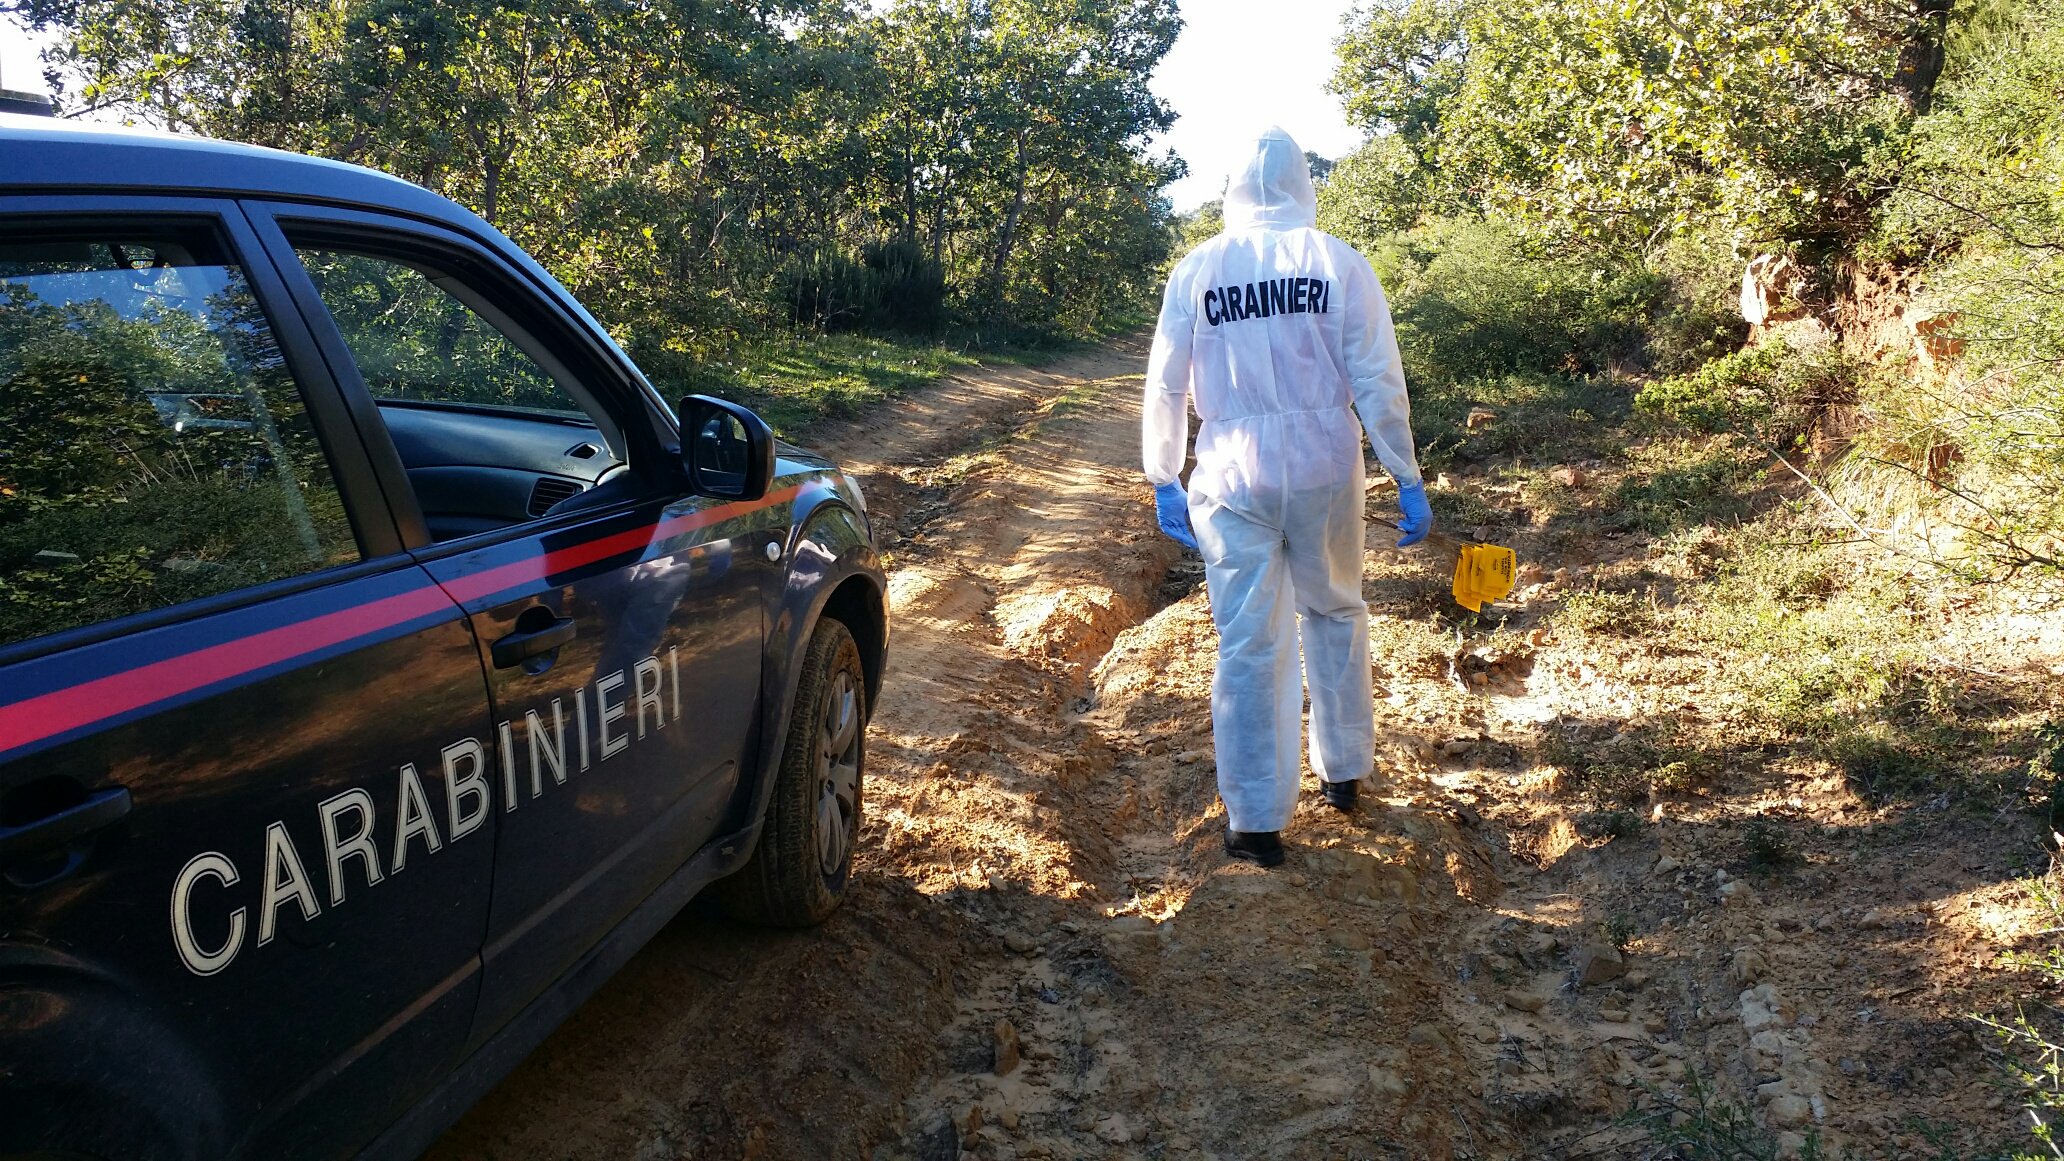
[492, 616, 577, 668]
[0, 787, 131, 863]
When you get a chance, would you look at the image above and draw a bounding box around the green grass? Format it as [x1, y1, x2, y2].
[1610, 436, 1767, 535]
[681, 323, 1107, 439]
[1411, 371, 1634, 469]
[690, 332, 987, 437]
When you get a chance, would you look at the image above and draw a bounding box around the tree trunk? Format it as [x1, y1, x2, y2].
[987, 132, 1030, 306]
[1896, 0, 1953, 116]
[482, 154, 502, 226]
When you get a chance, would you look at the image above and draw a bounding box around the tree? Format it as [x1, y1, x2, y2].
[1329, 0, 1954, 249]
[12, 0, 1183, 357]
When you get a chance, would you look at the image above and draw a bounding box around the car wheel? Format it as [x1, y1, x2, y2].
[720, 616, 866, 926]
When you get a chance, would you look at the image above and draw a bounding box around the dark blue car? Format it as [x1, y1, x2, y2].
[0, 113, 887, 1160]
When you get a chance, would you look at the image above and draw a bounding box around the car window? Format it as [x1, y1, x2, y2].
[293, 249, 588, 419]
[0, 229, 360, 651]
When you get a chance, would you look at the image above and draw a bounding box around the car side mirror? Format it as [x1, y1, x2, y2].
[678, 395, 775, 502]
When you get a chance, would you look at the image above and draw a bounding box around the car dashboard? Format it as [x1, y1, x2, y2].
[375, 400, 623, 540]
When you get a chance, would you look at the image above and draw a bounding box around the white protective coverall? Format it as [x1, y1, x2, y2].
[1143, 127, 1422, 834]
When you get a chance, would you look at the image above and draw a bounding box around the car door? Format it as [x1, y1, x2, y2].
[0, 201, 498, 1159]
[250, 204, 773, 1039]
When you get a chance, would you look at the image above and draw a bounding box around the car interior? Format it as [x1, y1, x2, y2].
[374, 401, 629, 541]
[289, 244, 637, 541]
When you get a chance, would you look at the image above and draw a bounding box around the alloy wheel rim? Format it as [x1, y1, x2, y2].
[815, 668, 861, 877]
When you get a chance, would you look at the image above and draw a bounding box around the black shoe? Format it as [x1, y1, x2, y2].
[1322, 778, 1359, 813]
[1223, 829, 1285, 867]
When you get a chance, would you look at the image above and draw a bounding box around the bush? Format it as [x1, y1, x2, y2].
[1635, 340, 1866, 452]
[1374, 219, 1656, 384]
[1610, 438, 1766, 535]
[1333, 216, 1743, 389]
[1864, 4, 2064, 576]
[777, 240, 946, 335]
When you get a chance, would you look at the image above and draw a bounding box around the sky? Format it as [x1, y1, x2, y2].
[0, 18, 46, 98]
[1149, 0, 1367, 212]
[1, 3, 1366, 213]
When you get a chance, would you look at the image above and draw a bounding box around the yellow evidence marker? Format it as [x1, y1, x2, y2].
[1372, 516, 1519, 613]
[1449, 541, 1516, 613]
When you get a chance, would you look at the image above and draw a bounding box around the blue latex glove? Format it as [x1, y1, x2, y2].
[1153, 481, 1199, 551]
[1396, 481, 1433, 547]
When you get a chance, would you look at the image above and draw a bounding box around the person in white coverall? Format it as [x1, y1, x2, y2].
[1143, 127, 1431, 868]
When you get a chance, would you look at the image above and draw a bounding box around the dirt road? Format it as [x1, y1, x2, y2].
[431, 337, 2036, 1161]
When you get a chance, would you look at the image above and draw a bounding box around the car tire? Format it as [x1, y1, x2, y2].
[720, 616, 866, 926]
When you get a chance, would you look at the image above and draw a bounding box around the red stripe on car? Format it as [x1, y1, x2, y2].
[0, 485, 804, 755]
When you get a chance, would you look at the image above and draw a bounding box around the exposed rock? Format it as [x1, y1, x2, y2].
[1004, 931, 1037, 954]
[1652, 855, 1681, 877]
[1730, 948, 1770, 987]
[1106, 915, 1160, 948]
[1369, 1066, 1410, 1096]
[1505, 990, 1546, 1014]
[1598, 1007, 1629, 1023]
[1408, 1023, 1450, 1049]
[1093, 1115, 1144, 1145]
[1575, 941, 1627, 986]
[993, 1018, 1022, 1076]
[1329, 928, 1374, 951]
[1719, 879, 1754, 908]
[1766, 1094, 1813, 1129]
[1739, 984, 1794, 1034]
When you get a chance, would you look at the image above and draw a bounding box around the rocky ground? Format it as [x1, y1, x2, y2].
[429, 337, 2063, 1161]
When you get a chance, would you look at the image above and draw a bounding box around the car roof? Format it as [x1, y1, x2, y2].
[0, 112, 489, 234]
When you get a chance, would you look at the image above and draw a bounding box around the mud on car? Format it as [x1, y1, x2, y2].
[0, 114, 886, 1160]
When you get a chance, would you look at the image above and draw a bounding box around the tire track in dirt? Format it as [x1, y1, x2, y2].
[857, 357, 1510, 1160]
[437, 334, 2064, 1161]
[426, 339, 1163, 1161]
[433, 335, 1530, 1161]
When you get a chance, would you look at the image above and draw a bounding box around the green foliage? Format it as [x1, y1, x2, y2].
[18, 0, 1182, 369]
[298, 249, 581, 413]
[1637, 346, 1795, 436]
[1332, 0, 1944, 248]
[1313, 135, 1439, 243]
[778, 242, 947, 336]
[693, 331, 988, 438]
[1554, 589, 1659, 639]
[1827, 727, 1939, 804]
[1739, 819, 1799, 871]
[1635, 341, 1866, 452]
[1330, 0, 1471, 150]
[1864, 3, 2064, 576]
[1600, 910, 1638, 949]
[1350, 218, 1741, 393]
[1603, 437, 1764, 535]
[1631, 1071, 1826, 1160]
[1413, 372, 1629, 468]
[1167, 201, 1223, 266]
[1975, 860, 2064, 1159]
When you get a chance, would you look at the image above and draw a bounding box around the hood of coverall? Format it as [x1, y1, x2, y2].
[1222, 126, 1318, 232]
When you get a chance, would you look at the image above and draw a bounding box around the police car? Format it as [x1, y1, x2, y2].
[0, 114, 887, 1159]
